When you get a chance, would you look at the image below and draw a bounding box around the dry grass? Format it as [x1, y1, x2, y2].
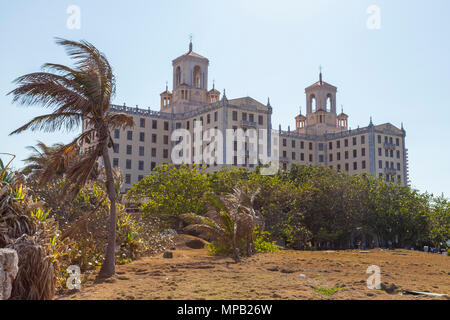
[59, 237, 450, 300]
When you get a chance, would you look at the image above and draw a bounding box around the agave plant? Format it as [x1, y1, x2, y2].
[0, 154, 15, 183]
[182, 184, 262, 262]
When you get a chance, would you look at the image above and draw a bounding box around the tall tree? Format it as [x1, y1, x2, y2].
[8, 38, 134, 277]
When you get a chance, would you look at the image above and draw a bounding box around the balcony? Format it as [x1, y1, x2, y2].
[384, 167, 397, 175]
[383, 142, 396, 150]
[241, 120, 257, 128]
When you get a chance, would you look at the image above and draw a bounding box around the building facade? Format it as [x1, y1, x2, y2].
[82, 42, 409, 191]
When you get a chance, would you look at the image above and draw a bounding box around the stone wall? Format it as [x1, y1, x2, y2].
[0, 248, 19, 300]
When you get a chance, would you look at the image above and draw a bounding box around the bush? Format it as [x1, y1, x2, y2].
[253, 228, 279, 253]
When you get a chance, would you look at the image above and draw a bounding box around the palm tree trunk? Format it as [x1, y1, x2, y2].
[98, 144, 117, 278]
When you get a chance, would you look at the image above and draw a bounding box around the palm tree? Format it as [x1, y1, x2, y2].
[182, 185, 262, 262]
[22, 141, 74, 180]
[8, 38, 134, 277]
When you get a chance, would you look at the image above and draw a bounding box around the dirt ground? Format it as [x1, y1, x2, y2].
[59, 236, 450, 300]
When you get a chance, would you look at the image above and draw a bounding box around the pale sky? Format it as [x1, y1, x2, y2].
[1, 0, 449, 197]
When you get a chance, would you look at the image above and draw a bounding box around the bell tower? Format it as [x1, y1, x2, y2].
[301, 70, 346, 135]
[167, 39, 210, 113]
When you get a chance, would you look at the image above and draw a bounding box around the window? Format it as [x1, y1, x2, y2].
[138, 175, 144, 181]
[385, 149, 389, 157]
[207, 114, 211, 124]
[164, 121, 169, 131]
[139, 146, 144, 156]
[353, 137, 357, 146]
[164, 135, 169, 145]
[152, 120, 157, 129]
[337, 152, 341, 161]
[283, 151, 287, 158]
[113, 158, 119, 167]
[397, 150, 400, 159]
[258, 115, 263, 125]
[126, 159, 131, 169]
[139, 161, 144, 171]
[292, 152, 296, 160]
[309, 154, 313, 162]
[292, 140, 295, 148]
[249, 114, 254, 123]
[151, 162, 156, 171]
[242, 113, 247, 121]
[397, 163, 401, 171]
[361, 136, 365, 144]
[114, 129, 120, 139]
[344, 139, 348, 147]
[319, 155, 324, 163]
[163, 149, 168, 159]
[353, 150, 357, 158]
[186, 121, 190, 130]
[140, 118, 145, 128]
[378, 148, 382, 156]
[378, 135, 382, 144]
[301, 153, 305, 161]
[353, 162, 357, 170]
[152, 134, 157, 143]
[127, 131, 133, 140]
[151, 148, 156, 157]
[345, 163, 349, 171]
[214, 112, 218, 122]
[379, 160, 382, 169]
[396, 138, 400, 146]
[125, 174, 131, 184]
[176, 122, 181, 129]
[140, 132, 145, 142]
[301, 141, 304, 149]
[232, 111, 238, 121]
[329, 154, 333, 162]
[126, 145, 132, 155]
[337, 164, 341, 171]
[345, 151, 349, 159]
[329, 142, 333, 150]
[336, 140, 341, 149]
[319, 143, 324, 151]
[362, 148, 366, 157]
[362, 160, 366, 169]
[283, 139, 287, 147]
[113, 144, 119, 153]
[309, 142, 313, 150]
[390, 150, 394, 158]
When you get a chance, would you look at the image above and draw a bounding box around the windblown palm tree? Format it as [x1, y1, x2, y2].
[182, 185, 262, 262]
[22, 141, 75, 180]
[8, 38, 134, 277]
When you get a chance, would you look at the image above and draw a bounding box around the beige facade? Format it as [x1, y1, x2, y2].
[82, 42, 409, 192]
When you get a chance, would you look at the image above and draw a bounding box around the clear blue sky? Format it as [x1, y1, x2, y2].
[1, 0, 449, 197]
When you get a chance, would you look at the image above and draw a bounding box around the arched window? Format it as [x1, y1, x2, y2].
[326, 94, 332, 111]
[176, 67, 181, 86]
[310, 95, 316, 112]
[193, 66, 201, 88]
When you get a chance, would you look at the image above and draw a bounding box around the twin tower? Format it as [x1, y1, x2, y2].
[160, 41, 349, 136]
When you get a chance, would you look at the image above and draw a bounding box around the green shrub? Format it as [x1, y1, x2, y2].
[253, 228, 279, 253]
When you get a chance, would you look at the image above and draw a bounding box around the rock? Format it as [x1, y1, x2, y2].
[185, 239, 205, 249]
[0, 248, 19, 300]
[163, 252, 173, 259]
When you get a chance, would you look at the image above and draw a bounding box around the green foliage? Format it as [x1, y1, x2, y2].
[253, 227, 279, 253]
[313, 286, 344, 296]
[127, 164, 211, 230]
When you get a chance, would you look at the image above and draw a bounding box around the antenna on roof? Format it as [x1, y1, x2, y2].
[319, 65, 323, 84]
[189, 34, 193, 52]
